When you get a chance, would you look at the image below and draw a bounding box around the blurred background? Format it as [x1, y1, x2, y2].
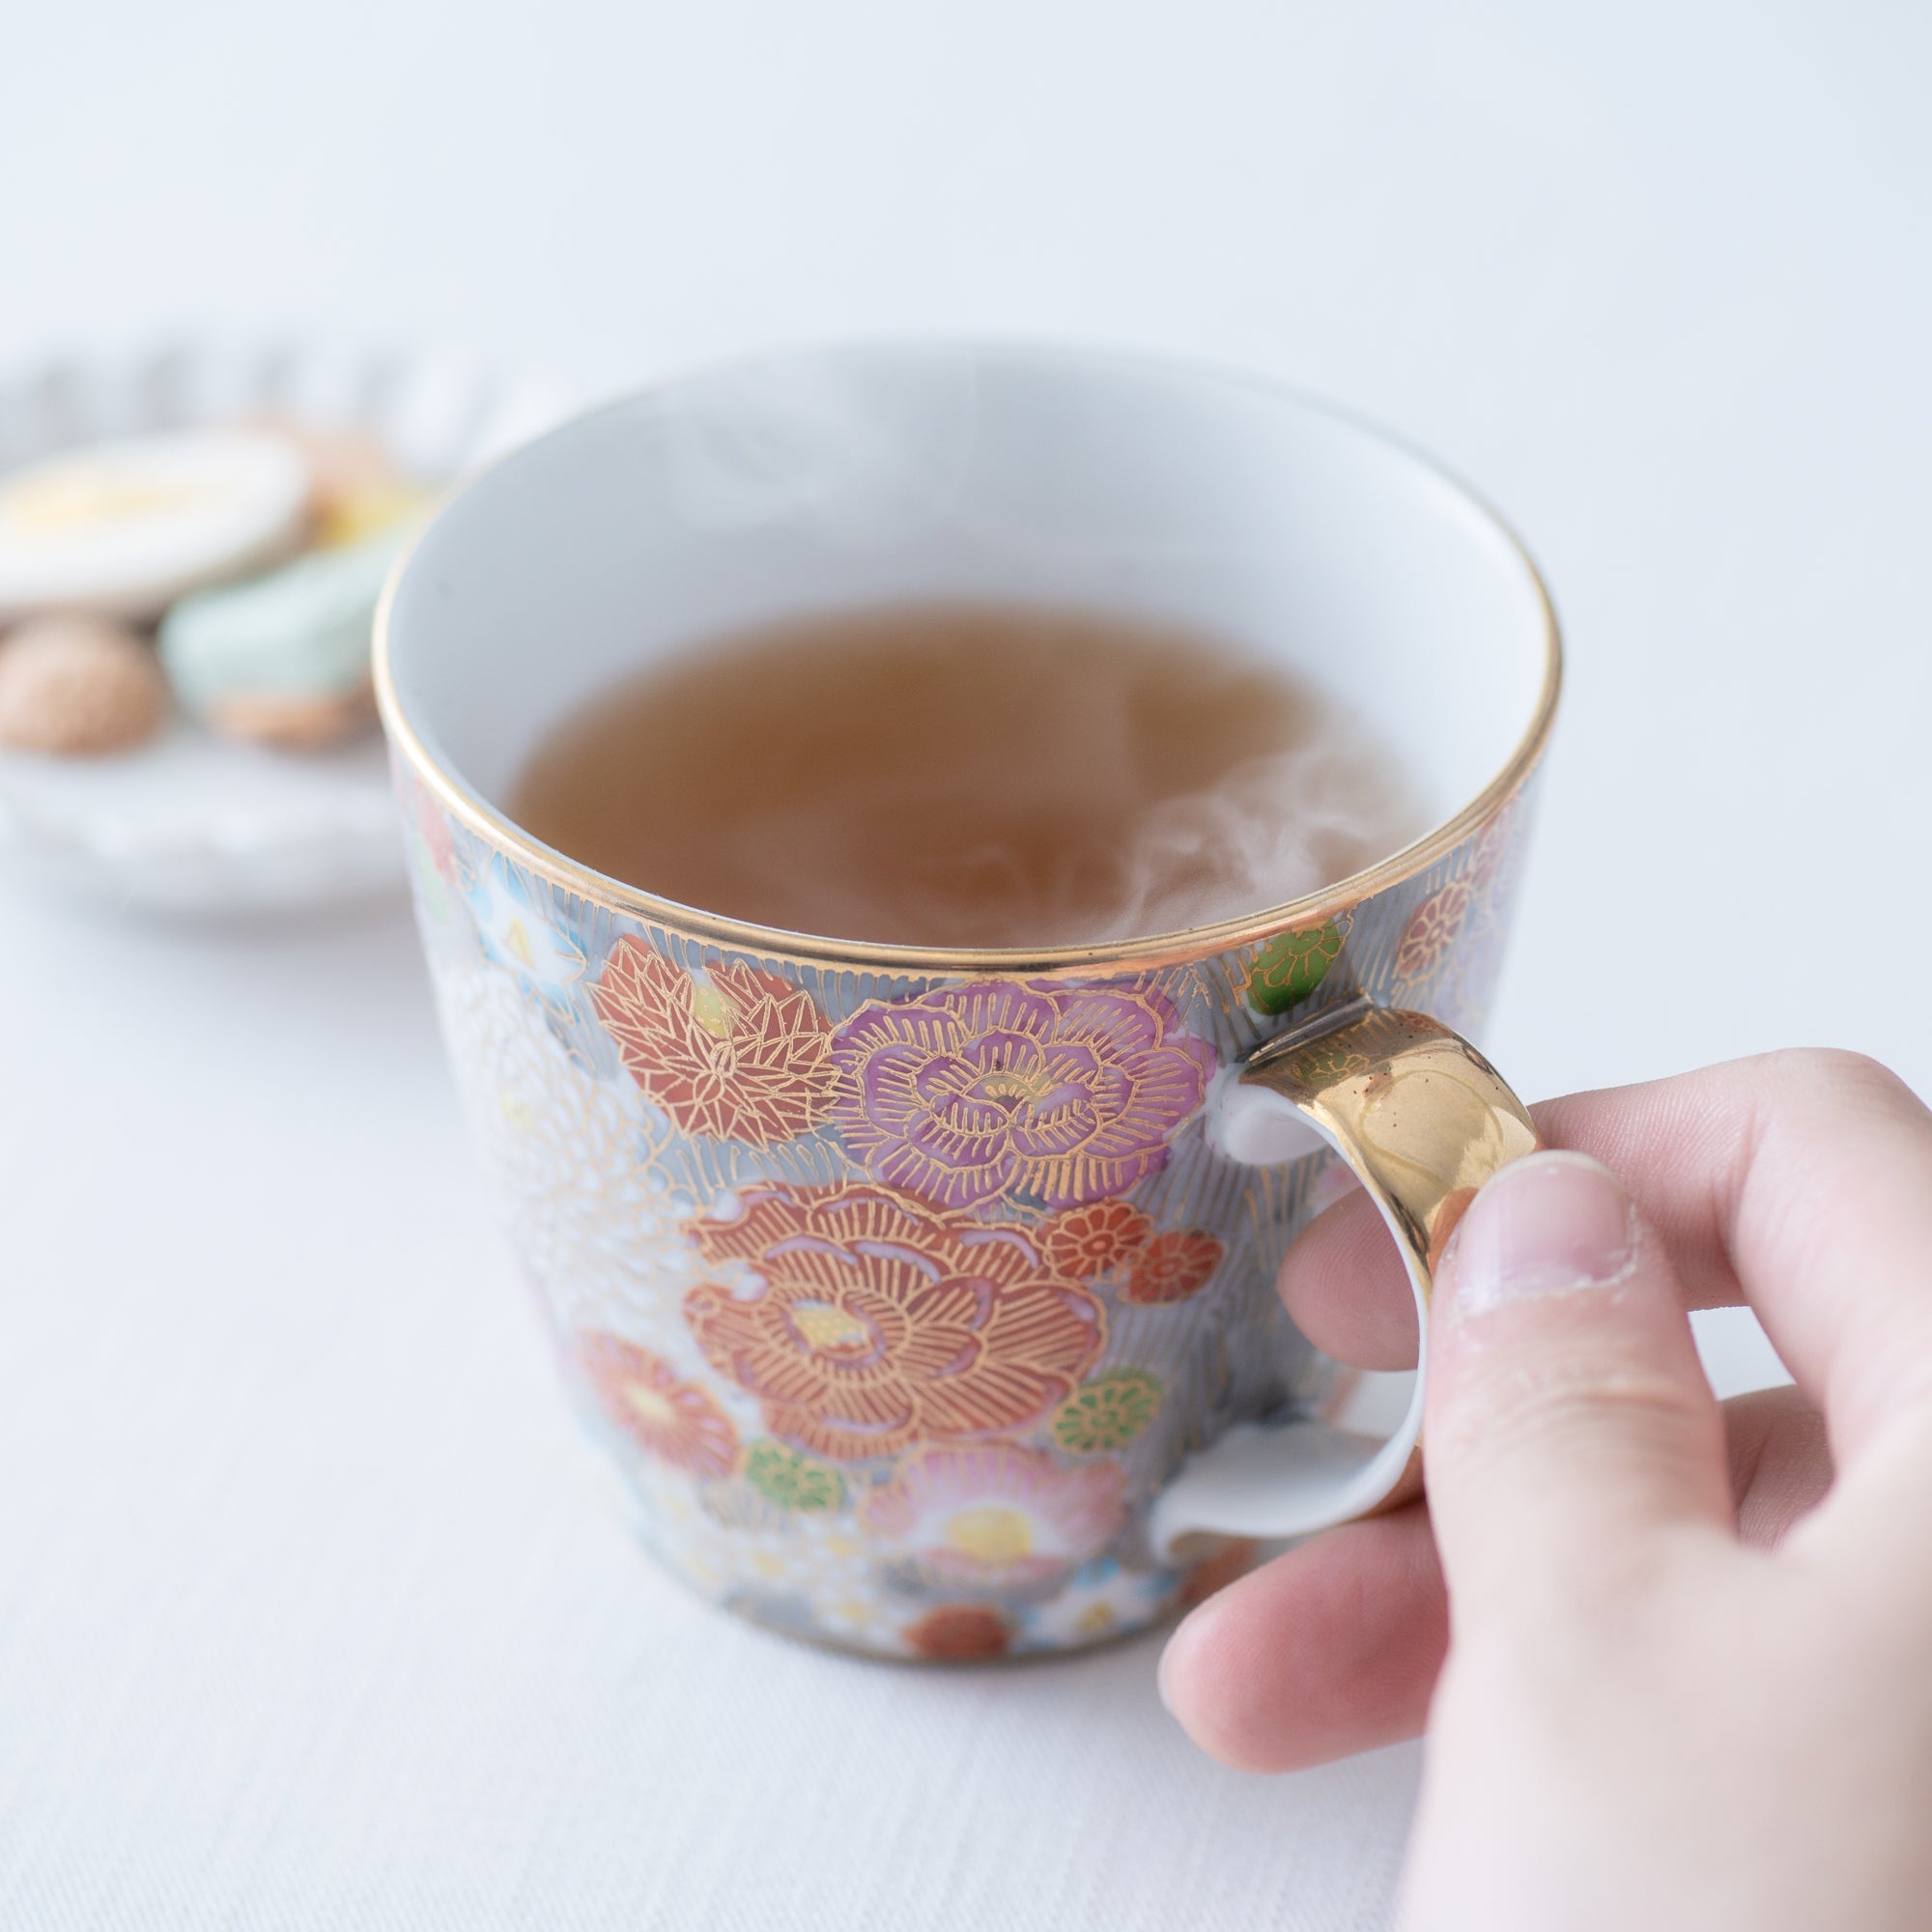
[12, 0, 1926, 1089]
[4, 3, 1925, 1927]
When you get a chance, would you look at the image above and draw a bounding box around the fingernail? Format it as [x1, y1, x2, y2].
[1155, 1635, 1179, 1716]
[1440, 1151, 1636, 1314]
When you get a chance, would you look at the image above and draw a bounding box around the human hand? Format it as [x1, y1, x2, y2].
[1157, 1050, 1932, 1931]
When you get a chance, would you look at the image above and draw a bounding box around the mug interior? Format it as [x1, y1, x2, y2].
[383, 342, 1555, 948]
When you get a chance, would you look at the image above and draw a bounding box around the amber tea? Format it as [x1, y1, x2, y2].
[509, 602, 1423, 950]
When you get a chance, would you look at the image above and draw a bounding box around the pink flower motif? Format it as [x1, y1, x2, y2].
[863, 1441, 1127, 1588]
[831, 980, 1217, 1213]
[1470, 800, 1519, 895]
[1394, 875, 1474, 983]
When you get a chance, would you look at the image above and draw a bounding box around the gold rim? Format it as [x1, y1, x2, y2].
[374, 343, 1562, 976]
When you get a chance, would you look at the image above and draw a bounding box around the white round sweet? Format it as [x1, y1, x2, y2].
[0, 430, 313, 622]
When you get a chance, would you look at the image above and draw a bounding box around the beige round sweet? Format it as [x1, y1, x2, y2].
[0, 615, 169, 754]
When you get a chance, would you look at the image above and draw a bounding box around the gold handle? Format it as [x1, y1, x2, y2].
[1241, 997, 1542, 1282]
[1150, 998, 1540, 1553]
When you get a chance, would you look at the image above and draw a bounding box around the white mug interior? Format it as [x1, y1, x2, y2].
[383, 339, 1553, 933]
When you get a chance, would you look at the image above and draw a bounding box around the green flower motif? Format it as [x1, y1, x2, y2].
[1050, 1371, 1163, 1455]
[745, 1439, 846, 1513]
[1246, 919, 1347, 1016]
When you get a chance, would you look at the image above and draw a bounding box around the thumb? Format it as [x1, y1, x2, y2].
[1424, 1151, 1732, 1619]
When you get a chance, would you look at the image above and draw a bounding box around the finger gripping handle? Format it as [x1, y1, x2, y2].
[1149, 998, 1541, 1558]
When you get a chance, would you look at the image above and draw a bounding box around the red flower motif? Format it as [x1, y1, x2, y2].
[1039, 1199, 1152, 1280]
[682, 1181, 1105, 1462]
[397, 765, 457, 881]
[577, 1333, 741, 1478]
[1122, 1229, 1225, 1305]
[1393, 875, 1474, 984]
[591, 937, 835, 1145]
[904, 1605, 1011, 1661]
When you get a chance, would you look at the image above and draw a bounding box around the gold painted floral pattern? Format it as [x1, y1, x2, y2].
[904, 1605, 1011, 1661]
[862, 1442, 1126, 1588]
[436, 970, 691, 1323]
[592, 937, 836, 1145]
[1393, 875, 1474, 983]
[1246, 917, 1348, 1016]
[403, 743, 1541, 1659]
[744, 1440, 846, 1513]
[578, 1332, 741, 1478]
[682, 1180, 1105, 1462]
[831, 979, 1215, 1212]
[1050, 1371, 1162, 1454]
[1122, 1229, 1225, 1305]
[1470, 795, 1521, 896]
[1039, 1199, 1154, 1280]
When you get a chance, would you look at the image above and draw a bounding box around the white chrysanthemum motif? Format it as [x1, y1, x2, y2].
[436, 968, 696, 1328]
[1017, 1558, 1174, 1652]
[466, 851, 587, 989]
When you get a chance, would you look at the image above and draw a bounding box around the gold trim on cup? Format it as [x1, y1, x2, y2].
[373, 347, 1562, 977]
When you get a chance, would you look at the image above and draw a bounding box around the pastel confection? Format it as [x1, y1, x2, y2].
[195, 684, 376, 750]
[0, 613, 168, 754]
[157, 528, 403, 750]
[0, 430, 312, 623]
[316, 476, 433, 551]
[248, 416, 433, 549]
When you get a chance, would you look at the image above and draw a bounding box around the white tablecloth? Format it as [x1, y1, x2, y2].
[2, 2, 1922, 1925]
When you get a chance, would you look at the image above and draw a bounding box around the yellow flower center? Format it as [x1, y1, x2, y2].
[624, 1383, 678, 1430]
[792, 1299, 870, 1353]
[687, 979, 736, 1039]
[504, 916, 535, 967]
[944, 1505, 1037, 1568]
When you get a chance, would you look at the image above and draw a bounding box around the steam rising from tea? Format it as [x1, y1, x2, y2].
[509, 604, 1425, 949]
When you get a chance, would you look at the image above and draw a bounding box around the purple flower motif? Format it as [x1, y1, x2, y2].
[831, 980, 1217, 1212]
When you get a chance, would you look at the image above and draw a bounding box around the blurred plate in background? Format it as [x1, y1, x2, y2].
[0, 339, 576, 915]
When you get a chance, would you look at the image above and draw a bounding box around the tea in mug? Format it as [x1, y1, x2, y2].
[510, 602, 1424, 950]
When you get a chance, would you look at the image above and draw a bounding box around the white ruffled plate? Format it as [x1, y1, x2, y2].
[0, 340, 578, 914]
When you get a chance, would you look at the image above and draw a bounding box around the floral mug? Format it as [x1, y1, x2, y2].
[378, 343, 1560, 1662]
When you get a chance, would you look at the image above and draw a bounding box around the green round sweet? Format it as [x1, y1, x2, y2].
[158, 527, 405, 713]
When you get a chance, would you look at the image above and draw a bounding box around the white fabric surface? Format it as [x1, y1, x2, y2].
[2, 2, 1925, 1925]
